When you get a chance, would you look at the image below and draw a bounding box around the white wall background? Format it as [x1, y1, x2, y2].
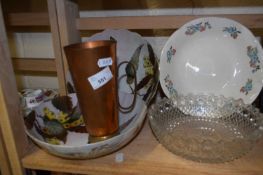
[9, 33, 59, 89]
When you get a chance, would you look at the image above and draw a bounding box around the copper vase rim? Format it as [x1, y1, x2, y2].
[64, 40, 116, 50]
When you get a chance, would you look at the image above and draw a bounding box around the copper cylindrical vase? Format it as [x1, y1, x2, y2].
[64, 40, 118, 142]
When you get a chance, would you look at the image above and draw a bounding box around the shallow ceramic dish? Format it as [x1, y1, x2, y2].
[148, 94, 263, 163]
[85, 29, 159, 105]
[25, 92, 147, 159]
[160, 17, 263, 104]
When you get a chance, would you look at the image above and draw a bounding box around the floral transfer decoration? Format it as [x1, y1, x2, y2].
[143, 56, 154, 76]
[164, 74, 177, 96]
[240, 79, 253, 95]
[167, 46, 176, 63]
[131, 43, 159, 102]
[223, 26, 241, 39]
[247, 46, 261, 73]
[185, 21, 211, 35]
[23, 96, 87, 145]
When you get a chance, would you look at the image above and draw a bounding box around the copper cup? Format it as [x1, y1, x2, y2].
[64, 40, 118, 143]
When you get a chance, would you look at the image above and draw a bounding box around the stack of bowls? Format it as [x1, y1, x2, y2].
[152, 17, 263, 163]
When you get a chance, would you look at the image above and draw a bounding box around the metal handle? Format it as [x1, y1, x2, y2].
[117, 61, 137, 114]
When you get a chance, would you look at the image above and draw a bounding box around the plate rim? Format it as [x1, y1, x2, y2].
[159, 16, 263, 104]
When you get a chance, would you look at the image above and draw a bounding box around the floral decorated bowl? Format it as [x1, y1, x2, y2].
[148, 94, 263, 163]
[24, 92, 147, 159]
[23, 29, 159, 159]
[159, 17, 263, 104]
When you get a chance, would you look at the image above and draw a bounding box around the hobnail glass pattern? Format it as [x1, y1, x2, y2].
[148, 94, 263, 163]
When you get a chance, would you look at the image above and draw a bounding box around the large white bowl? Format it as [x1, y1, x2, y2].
[24, 29, 159, 159]
[25, 93, 147, 159]
[160, 17, 263, 104]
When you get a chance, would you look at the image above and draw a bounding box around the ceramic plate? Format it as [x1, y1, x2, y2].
[160, 17, 263, 104]
[85, 29, 159, 105]
[25, 92, 147, 159]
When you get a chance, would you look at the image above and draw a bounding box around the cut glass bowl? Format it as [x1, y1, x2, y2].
[148, 94, 263, 163]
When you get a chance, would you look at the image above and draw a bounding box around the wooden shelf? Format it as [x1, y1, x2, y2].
[22, 122, 263, 175]
[7, 12, 49, 26]
[1, 0, 263, 174]
[76, 14, 263, 30]
[12, 58, 56, 72]
[2, 0, 68, 95]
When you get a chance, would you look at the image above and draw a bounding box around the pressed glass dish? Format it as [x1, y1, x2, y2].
[148, 94, 263, 163]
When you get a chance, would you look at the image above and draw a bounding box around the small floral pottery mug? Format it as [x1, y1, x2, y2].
[23, 89, 44, 109]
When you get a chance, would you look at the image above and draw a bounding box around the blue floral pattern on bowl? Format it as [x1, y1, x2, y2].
[247, 46, 261, 73]
[240, 79, 253, 95]
[185, 22, 211, 35]
[167, 46, 176, 63]
[164, 74, 177, 96]
[223, 26, 241, 39]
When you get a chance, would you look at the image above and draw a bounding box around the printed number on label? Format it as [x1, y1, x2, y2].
[98, 77, 106, 84]
[87, 66, 113, 90]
